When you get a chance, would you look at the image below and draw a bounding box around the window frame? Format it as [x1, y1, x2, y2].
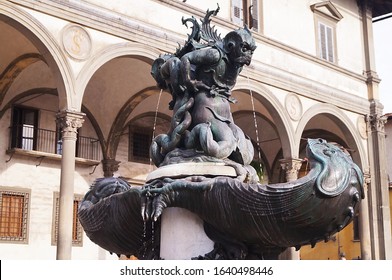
[51, 192, 83, 247]
[231, 0, 262, 32]
[10, 105, 39, 151]
[0, 187, 30, 244]
[315, 17, 337, 63]
[128, 126, 153, 164]
[311, 2, 343, 64]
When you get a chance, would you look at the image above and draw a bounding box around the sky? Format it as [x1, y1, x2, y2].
[373, 16, 392, 114]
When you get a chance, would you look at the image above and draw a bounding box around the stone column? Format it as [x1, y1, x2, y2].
[102, 158, 121, 177]
[366, 111, 392, 259]
[360, 0, 380, 101]
[359, 172, 372, 260]
[56, 110, 85, 260]
[279, 158, 303, 260]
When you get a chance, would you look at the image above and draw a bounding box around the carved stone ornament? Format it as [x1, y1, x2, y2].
[366, 113, 387, 133]
[285, 93, 302, 121]
[279, 158, 303, 181]
[357, 115, 368, 139]
[56, 111, 85, 138]
[61, 24, 92, 60]
[102, 158, 121, 177]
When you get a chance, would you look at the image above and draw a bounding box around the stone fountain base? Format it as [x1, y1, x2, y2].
[160, 207, 214, 259]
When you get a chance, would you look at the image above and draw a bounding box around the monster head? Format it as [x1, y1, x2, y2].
[223, 26, 257, 66]
[306, 138, 364, 199]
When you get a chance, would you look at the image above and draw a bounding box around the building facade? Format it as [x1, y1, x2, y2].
[0, 0, 391, 259]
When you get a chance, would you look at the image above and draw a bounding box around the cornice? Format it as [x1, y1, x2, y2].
[241, 61, 370, 115]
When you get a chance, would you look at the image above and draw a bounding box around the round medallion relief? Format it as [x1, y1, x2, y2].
[62, 24, 92, 60]
[285, 93, 302, 121]
[357, 115, 368, 139]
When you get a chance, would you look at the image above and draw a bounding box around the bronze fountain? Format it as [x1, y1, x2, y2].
[78, 6, 364, 260]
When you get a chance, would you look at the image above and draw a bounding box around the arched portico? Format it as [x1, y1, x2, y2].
[295, 103, 370, 260]
[296, 103, 366, 168]
[0, 2, 76, 111]
[234, 79, 296, 160]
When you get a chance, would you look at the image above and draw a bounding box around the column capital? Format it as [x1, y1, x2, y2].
[102, 158, 121, 177]
[56, 110, 85, 138]
[366, 113, 387, 133]
[279, 158, 303, 182]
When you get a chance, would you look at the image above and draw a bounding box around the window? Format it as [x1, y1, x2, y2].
[129, 127, 152, 163]
[11, 106, 38, 150]
[353, 213, 360, 241]
[232, 0, 260, 32]
[52, 193, 83, 246]
[311, 2, 343, 64]
[318, 22, 334, 62]
[0, 188, 30, 243]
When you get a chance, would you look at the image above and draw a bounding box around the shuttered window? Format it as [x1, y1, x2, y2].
[232, 0, 259, 32]
[318, 22, 334, 63]
[250, 0, 259, 31]
[311, 2, 342, 64]
[232, 0, 244, 26]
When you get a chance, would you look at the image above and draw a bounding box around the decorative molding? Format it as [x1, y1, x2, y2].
[310, 1, 344, 22]
[245, 60, 370, 115]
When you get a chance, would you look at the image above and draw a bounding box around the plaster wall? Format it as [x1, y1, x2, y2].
[262, 0, 364, 74]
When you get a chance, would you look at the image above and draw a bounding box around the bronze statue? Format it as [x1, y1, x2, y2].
[78, 7, 364, 260]
[150, 5, 256, 168]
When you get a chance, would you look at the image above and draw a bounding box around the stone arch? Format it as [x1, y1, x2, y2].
[0, 54, 45, 108]
[234, 78, 296, 158]
[81, 104, 107, 160]
[0, 3, 75, 110]
[128, 112, 172, 127]
[296, 103, 366, 168]
[76, 42, 162, 110]
[0, 87, 57, 118]
[232, 110, 278, 179]
[106, 87, 164, 160]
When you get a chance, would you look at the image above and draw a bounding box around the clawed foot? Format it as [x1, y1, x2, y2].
[141, 178, 175, 222]
[140, 176, 213, 222]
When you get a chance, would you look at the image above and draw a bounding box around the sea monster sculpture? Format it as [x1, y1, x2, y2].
[78, 6, 364, 259]
[149, 4, 257, 168]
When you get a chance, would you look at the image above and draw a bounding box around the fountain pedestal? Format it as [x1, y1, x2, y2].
[147, 162, 237, 259]
[160, 207, 214, 259]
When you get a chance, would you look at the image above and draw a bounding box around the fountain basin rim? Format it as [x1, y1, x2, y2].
[146, 162, 237, 182]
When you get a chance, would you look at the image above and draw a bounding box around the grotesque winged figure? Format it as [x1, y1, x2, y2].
[150, 5, 257, 169]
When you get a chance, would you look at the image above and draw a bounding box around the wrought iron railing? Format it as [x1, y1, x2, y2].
[9, 125, 102, 161]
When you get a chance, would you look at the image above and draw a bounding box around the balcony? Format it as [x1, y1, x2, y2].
[7, 125, 102, 166]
